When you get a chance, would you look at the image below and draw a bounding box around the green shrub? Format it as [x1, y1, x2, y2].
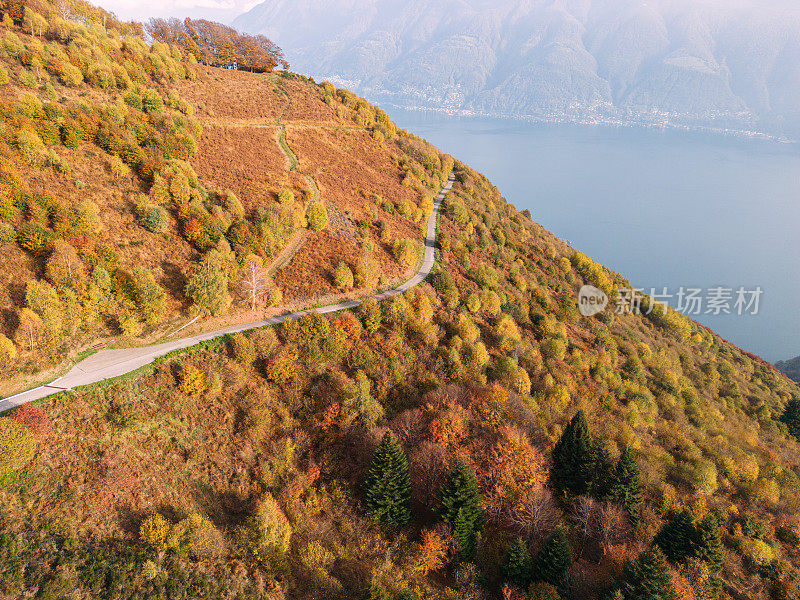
[16, 223, 53, 255]
[2, 31, 24, 57]
[185, 259, 231, 317]
[141, 88, 163, 113]
[222, 190, 244, 220]
[61, 120, 85, 148]
[130, 266, 166, 324]
[0, 417, 35, 478]
[139, 204, 168, 233]
[124, 91, 143, 111]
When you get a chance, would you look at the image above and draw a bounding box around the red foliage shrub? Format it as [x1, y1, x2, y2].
[10, 405, 48, 438]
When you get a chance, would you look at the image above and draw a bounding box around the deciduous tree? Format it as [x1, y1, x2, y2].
[185, 257, 231, 317]
[0, 416, 35, 477]
[238, 255, 271, 311]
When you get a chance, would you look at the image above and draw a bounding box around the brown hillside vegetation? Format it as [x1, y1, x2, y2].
[2, 2, 800, 600]
[0, 9, 448, 394]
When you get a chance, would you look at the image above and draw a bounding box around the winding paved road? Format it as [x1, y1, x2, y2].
[0, 175, 454, 414]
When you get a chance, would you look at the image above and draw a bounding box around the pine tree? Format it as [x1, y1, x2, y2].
[551, 410, 595, 496]
[532, 527, 572, 586]
[622, 546, 678, 600]
[696, 514, 723, 598]
[609, 448, 643, 528]
[503, 537, 533, 588]
[781, 398, 800, 441]
[654, 511, 696, 564]
[363, 432, 412, 529]
[437, 463, 483, 558]
[591, 438, 616, 501]
[360, 578, 391, 600]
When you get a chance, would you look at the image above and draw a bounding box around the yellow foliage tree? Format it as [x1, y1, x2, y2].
[178, 364, 206, 396]
[139, 514, 171, 553]
[413, 529, 446, 576]
[0, 417, 35, 477]
[246, 493, 292, 562]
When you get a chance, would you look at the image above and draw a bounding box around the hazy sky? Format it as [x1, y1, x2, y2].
[98, 0, 800, 26]
[96, 0, 258, 21]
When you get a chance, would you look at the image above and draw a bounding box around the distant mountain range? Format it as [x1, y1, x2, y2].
[233, 0, 800, 138]
[777, 356, 800, 382]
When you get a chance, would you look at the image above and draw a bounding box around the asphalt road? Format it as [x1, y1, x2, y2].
[0, 175, 454, 414]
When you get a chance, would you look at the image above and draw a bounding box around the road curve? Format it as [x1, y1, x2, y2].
[0, 174, 455, 414]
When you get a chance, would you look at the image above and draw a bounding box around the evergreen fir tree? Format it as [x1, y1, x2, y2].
[551, 410, 595, 496]
[531, 527, 572, 586]
[360, 578, 391, 600]
[622, 546, 678, 600]
[654, 511, 697, 564]
[609, 448, 643, 528]
[591, 438, 616, 501]
[696, 514, 723, 598]
[437, 463, 483, 558]
[502, 537, 534, 588]
[363, 432, 412, 529]
[781, 398, 800, 441]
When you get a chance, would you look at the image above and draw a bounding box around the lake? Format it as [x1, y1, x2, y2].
[386, 109, 800, 362]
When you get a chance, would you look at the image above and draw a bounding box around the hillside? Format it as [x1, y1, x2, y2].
[2, 2, 800, 600]
[233, 0, 800, 139]
[0, 3, 450, 397]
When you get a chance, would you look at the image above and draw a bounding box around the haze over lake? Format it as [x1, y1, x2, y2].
[387, 109, 800, 362]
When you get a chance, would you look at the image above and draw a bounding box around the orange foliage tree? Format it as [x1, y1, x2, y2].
[146, 18, 288, 72]
[480, 424, 548, 522]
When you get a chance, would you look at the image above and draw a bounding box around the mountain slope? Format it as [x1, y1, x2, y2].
[0, 7, 449, 396]
[777, 355, 800, 383]
[234, 0, 800, 138]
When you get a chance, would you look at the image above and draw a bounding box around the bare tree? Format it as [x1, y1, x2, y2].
[508, 486, 560, 542]
[238, 258, 271, 311]
[596, 502, 631, 550]
[410, 441, 449, 509]
[571, 495, 631, 561]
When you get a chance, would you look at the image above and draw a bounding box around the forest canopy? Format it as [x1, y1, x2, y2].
[146, 17, 288, 72]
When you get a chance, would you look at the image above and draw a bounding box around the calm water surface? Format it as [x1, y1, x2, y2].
[387, 109, 800, 362]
